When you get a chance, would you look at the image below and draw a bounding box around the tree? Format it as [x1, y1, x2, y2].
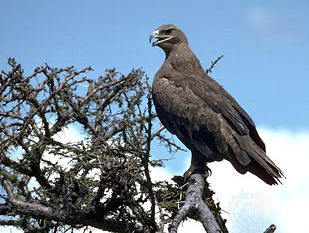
[1, 59, 275, 233]
[0, 58, 228, 233]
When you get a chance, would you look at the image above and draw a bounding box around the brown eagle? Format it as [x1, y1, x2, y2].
[149, 24, 284, 185]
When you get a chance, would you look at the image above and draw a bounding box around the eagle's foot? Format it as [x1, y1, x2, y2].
[183, 165, 211, 182]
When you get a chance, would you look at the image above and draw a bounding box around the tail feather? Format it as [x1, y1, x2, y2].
[248, 147, 284, 185]
[227, 145, 284, 185]
[248, 157, 283, 185]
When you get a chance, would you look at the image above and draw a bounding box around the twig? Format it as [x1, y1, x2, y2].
[206, 55, 224, 74]
[141, 125, 165, 145]
[263, 224, 276, 233]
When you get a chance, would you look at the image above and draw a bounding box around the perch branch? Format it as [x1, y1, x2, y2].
[168, 173, 223, 233]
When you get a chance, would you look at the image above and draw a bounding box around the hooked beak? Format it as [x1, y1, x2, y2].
[148, 34, 156, 46]
[149, 30, 174, 47]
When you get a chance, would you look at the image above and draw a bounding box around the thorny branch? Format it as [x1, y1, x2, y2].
[0, 58, 275, 233]
[0, 58, 185, 232]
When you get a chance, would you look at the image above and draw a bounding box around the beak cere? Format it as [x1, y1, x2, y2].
[152, 30, 160, 38]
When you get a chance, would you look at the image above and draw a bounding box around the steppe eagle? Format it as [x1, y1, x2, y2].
[150, 24, 284, 185]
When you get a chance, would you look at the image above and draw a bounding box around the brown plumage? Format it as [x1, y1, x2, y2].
[150, 24, 284, 185]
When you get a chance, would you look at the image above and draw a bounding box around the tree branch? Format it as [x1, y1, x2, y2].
[5, 197, 140, 232]
[263, 224, 276, 233]
[168, 174, 224, 233]
[206, 55, 224, 74]
[1, 59, 277, 233]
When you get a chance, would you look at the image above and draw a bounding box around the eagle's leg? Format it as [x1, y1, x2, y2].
[183, 149, 210, 181]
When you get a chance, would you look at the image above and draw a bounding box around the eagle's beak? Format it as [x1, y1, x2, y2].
[149, 30, 160, 47]
[149, 34, 155, 46]
[149, 30, 173, 47]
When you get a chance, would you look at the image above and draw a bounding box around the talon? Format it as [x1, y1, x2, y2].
[183, 165, 211, 182]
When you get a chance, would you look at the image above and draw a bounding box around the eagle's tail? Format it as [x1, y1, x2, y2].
[247, 146, 285, 185]
[227, 143, 285, 185]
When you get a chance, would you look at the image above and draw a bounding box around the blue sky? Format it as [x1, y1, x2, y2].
[1, 1, 309, 233]
[1, 0, 308, 130]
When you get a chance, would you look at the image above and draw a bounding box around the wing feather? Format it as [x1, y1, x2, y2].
[185, 74, 267, 151]
[152, 75, 226, 162]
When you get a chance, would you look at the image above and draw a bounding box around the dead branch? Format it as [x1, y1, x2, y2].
[168, 174, 224, 233]
[206, 55, 224, 74]
[263, 224, 276, 233]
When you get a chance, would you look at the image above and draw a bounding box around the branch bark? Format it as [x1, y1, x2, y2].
[6, 197, 139, 232]
[263, 224, 276, 233]
[206, 55, 224, 74]
[168, 174, 224, 233]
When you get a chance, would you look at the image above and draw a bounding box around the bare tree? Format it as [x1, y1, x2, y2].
[0, 59, 229, 232]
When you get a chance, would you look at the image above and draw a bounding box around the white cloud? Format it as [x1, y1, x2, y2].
[53, 125, 85, 144]
[43, 124, 85, 168]
[208, 127, 309, 233]
[0, 226, 23, 233]
[244, 6, 296, 44]
[245, 6, 274, 28]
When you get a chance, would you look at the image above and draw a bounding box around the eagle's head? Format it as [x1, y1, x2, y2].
[149, 24, 188, 51]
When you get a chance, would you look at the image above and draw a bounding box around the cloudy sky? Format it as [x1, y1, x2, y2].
[1, 0, 308, 232]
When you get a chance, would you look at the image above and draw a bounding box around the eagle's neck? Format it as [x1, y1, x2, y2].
[165, 43, 205, 77]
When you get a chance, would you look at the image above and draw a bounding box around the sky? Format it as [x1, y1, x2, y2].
[1, 0, 309, 232]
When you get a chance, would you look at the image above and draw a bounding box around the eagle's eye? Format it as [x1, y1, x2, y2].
[163, 29, 174, 34]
